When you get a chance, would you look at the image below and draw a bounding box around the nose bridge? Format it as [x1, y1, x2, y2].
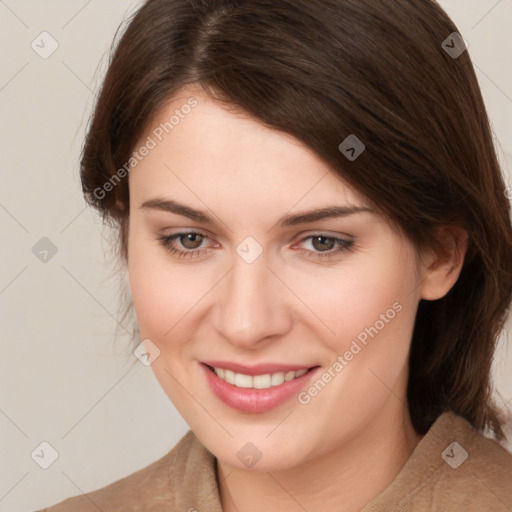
[212, 245, 289, 346]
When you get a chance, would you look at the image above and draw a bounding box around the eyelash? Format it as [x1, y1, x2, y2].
[157, 231, 354, 261]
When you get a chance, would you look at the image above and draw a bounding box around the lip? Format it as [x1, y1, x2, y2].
[201, 360, 313, 376]
[200, 362, 321, 413]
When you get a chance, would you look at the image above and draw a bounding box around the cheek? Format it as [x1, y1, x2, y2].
[127, 231, 214, 345]
[291, 245, 420, 436]
[128, 233, 165, 338]
[127, 226, 180, 341]
[129, 261, 186, 342]
[127, 243, 200, 404]
[297, 241, 419, 361]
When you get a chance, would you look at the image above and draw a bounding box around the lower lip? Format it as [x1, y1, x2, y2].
[200, 363, 321, 413]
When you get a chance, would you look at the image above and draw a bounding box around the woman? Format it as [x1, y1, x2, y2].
[37, 0, 512, 510]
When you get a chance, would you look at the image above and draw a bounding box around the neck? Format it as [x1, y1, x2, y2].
[216, 404, 423, 512]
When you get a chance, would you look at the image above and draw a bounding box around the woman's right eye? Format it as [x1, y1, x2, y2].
[157, 232, 213, 259]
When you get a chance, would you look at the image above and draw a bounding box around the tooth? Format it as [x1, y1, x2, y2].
[271, 372, 285, 386]
[212, 366, 310, 389]
[253, 374, 272, 389]
[284, 371, 296, 382]
[224, 369, 236, 385]
[235, 373, 253, 388]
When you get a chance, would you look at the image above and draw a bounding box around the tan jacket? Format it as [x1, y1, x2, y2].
[37, 411, 512, 511]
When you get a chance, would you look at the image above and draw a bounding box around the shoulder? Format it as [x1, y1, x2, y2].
[364, 411, 512, 511]
[434, 411, 512, 480]
[403, 412, 510, 510]
[434, 412, 512, 508]
[35, 429, 213, 512]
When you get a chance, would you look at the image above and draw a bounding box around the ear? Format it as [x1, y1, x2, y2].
[419, 225, 468, 301]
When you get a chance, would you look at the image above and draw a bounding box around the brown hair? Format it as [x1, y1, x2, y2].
[80, 0, 512, 440]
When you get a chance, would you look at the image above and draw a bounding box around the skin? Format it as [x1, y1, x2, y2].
[127, 86, 468, 512]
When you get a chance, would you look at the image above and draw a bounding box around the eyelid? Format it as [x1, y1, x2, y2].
[292, 229, 354, 241]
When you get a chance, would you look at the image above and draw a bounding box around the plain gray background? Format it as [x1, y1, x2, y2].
[0, 1, 511, 510]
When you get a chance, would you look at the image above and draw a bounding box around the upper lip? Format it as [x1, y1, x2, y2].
[202, 360, 317, 376]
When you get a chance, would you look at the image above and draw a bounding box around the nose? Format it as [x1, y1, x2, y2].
[211, 248, 292, 349]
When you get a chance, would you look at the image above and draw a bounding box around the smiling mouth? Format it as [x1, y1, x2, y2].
[204, 363, 319, 390]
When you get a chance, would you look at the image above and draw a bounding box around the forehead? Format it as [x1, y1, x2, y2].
[129, 88, 368, 210]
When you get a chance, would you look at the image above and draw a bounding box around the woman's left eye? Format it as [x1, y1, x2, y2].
[157, 232, 354, 260]
[295, 235, 354, 260]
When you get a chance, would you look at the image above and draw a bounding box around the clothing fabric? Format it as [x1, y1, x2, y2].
[36, 411, 512, 511]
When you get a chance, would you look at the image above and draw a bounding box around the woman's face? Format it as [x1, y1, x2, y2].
[127, 87, 427, 471]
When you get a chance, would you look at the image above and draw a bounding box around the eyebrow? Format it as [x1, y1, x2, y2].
[140, 198, 374, 227]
